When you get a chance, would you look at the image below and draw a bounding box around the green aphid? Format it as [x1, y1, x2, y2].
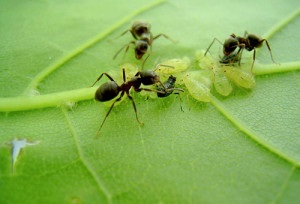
[182, 70, 212, 102]
[222, 66, 256, 89]
[196, 50, 232, 96]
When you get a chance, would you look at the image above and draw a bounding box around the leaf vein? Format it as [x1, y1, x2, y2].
[61, 107, 112, 203]
[210, 95, 300, 167]
[22, 0, 167, 95]
[271, 165, 296, 204]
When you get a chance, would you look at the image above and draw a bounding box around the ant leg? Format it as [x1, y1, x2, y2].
[235, 45, 245, 66]
[137, 87, 165, 94]
[91, 73, 115, 87]
[156, 80, 184, 93]
[126, 92, 143, 125]
[263, 39, 278, 64]
[153, 33, 177, 43]
[250, 48, 256, 74]
[204, 38, 223, 56]
[165, 87, 184, 92]
[122, 68, 126, 82]
[115, 29, 137, 40]
[141, 54, 150, 70]
[113, 41, 135, 60]
[95, 91, 125, 138]
[237, 48, 244, 66]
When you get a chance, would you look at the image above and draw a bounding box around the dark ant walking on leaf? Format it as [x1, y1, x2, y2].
[204, 31, 277, 72]
[91, 66, 184, 138]
[113, 21, 176, 68]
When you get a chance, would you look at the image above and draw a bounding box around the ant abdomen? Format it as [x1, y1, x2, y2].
[95, 81, 119, 102]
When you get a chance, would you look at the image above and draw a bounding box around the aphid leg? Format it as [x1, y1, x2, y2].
[153, 63, 174, 72]
[204, 38, 223, 56]
[244, 31, 249, 37]
[113, 41, 135, 60]
[91, 73, 115, 87]
[126, 92, 143, 125]
[95, 91, 125, 138]
[153, 33, 177, 43]
[173, 92, 184, 112]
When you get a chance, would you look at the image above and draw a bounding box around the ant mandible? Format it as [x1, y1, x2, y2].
[91, 66, 183, 138]
[204, 31, 277, 72]
[113, 21, 175, 68]
[219, 52, 241, 65]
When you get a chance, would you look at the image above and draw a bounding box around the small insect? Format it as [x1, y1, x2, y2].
[182, 70, 212, 102]
[91, 67, 182, 137]
[113, 21, 175, 67]
[156, 75, 184, 111]
[196, 50, 232, 96]
[205, 32, 276, 72]
[213, 68, 233, 96]
[156, 75, 184, 97]
[222, 66, 256, 89]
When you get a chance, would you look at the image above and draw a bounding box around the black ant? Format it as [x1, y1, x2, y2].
[113, 21, 175, 68]
[91, 67, 183, 137]
[204, 31, 277, 72]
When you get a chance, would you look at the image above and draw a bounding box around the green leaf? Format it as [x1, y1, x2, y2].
[0, 0, 299, 203]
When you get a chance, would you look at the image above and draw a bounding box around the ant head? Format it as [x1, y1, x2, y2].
[95, 81, 119, 102]
[135, 41, 149, 59]
[223, 36, 239, 56]
[132, 21, 151, 37]
[247, 34, 263, 48]
[139, 70, 160, 85]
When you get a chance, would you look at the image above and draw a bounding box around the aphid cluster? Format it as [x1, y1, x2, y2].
[91, 21, 277, 136]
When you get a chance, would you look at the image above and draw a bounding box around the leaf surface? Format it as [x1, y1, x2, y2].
[0, 0, 299, 203]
